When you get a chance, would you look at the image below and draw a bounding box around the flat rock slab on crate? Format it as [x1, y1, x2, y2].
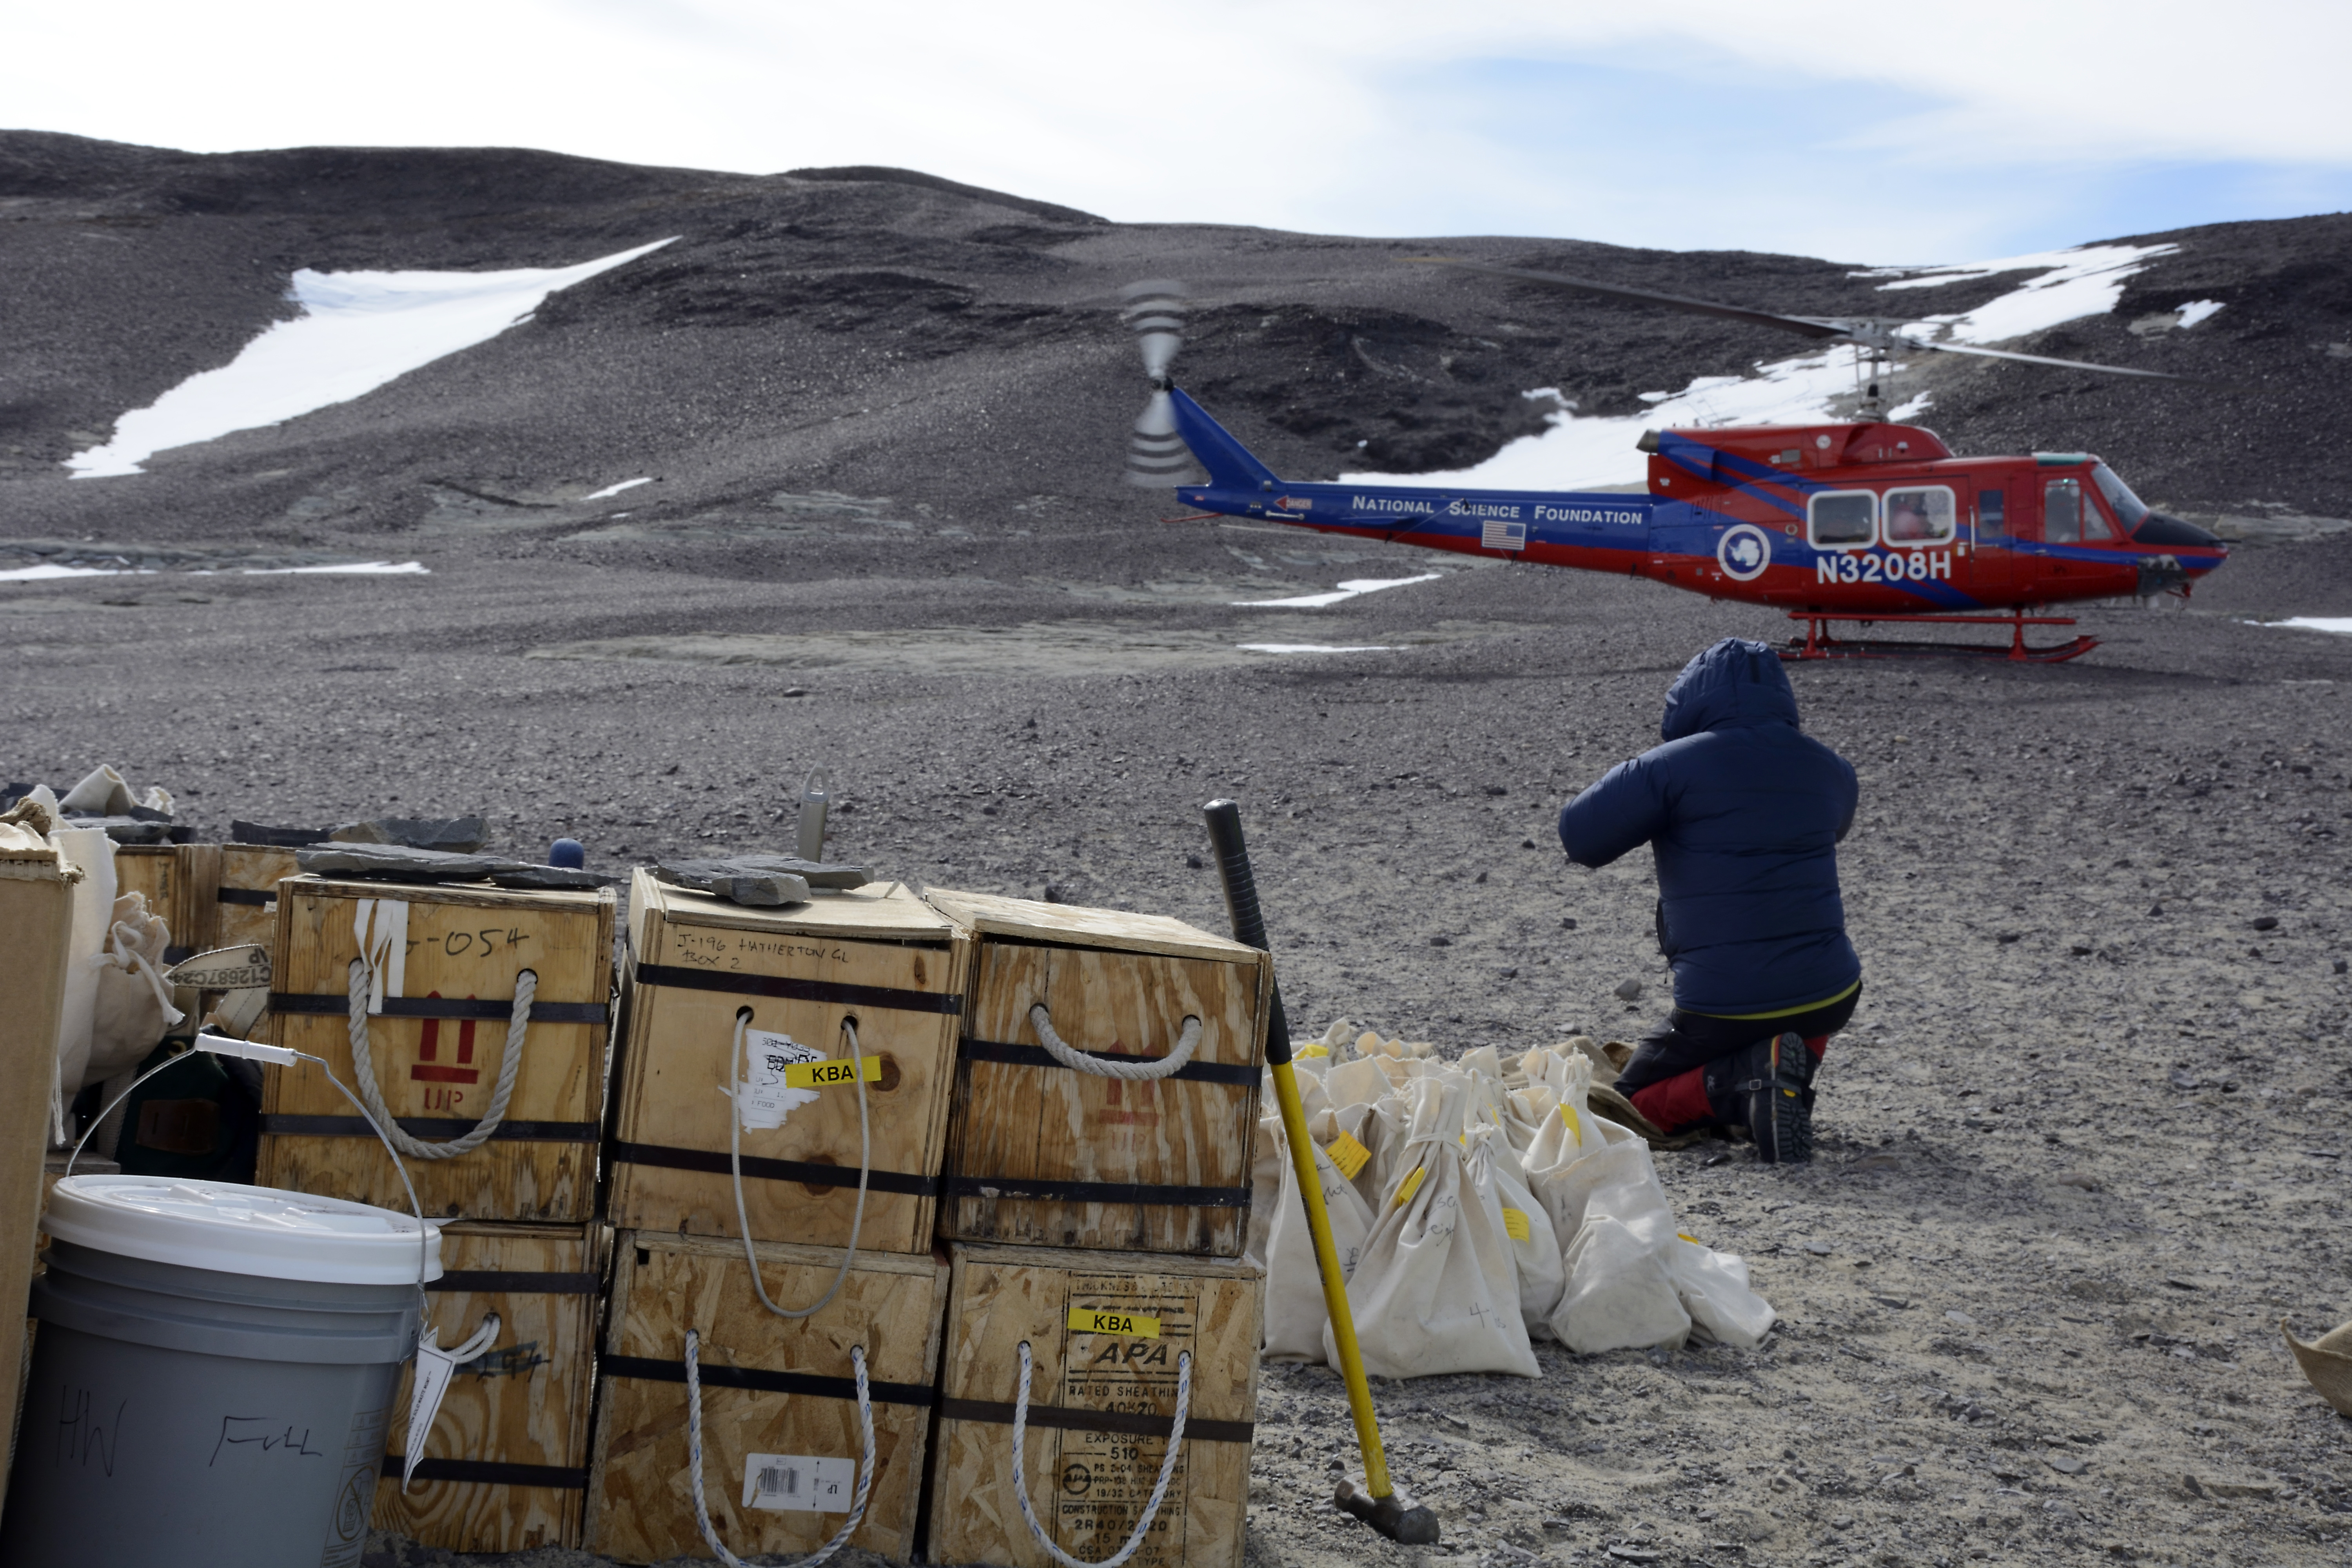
[260, 876, 615, 1221]
[588, 1230, 948, 1565]
[652, 854, 873, 904]
[926, 888, 1270, 1256]
[376, 1222, 610, 1553]
[607, 872, 968, 1253]
[928, 1242, 1262, 1568]
[296, 843, 613, 889]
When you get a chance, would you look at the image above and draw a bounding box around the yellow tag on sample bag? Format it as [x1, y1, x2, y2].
[1560, 1103, 1585, 1143]
[1067, 1307, 1160, 1338]
[782, 1056, 884, 1089]
[1390, 1165, 1426, 1209]
[1296, 1043, 1330, 1058]
[1325, 1131, 1372, 1179]
[1502, 1207, 1532, 1241]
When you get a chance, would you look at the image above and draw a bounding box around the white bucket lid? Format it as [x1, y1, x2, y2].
[44, 1177, 442, 1287]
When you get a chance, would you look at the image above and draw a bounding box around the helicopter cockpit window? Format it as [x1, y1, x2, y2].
[2044, 477, 2082, 544]
[2091, 463, 2151, 530]
[1881, 486, 1955, 546]
[1808, 491, 1877, 550]
[2081, 495, 2118, 542]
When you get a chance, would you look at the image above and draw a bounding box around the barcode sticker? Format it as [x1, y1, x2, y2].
[781, 1055, 884, 1089]
[1067, 1306, 1161, 1338]
[1390, 1164, 1426, 1210]
[742, 1451, 856, 1512]
[732, 1030, 823, 1130]
[1325, 1131, 1371, 1179]
[1502, 1207, 1531, 1241]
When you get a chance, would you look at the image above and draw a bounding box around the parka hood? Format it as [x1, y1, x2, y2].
[1660, 637, 1801, 741]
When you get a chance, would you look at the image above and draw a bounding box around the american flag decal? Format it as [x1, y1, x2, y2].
[1482, 519, 1528, 552]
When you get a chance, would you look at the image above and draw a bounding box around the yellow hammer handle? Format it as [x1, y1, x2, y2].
[1267, 1057, 1391, 1500]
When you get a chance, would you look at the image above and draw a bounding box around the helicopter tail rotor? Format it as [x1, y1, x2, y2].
[1121, 279, 1197, 486]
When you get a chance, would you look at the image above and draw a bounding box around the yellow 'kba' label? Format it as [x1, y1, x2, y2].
[782, 1056, 885, 1089]
[1390, 1165, 1426, 1209]
[1325, 1130, 1372, 1179]
[1502, 1207, 1531, 1241]
[1067, 1307, 1160, 1338]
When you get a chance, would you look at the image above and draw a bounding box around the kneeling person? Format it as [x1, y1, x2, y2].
[1558, 638, 1860, 1161]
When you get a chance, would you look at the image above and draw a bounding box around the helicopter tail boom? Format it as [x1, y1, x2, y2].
[1168, 387, 1279, 492]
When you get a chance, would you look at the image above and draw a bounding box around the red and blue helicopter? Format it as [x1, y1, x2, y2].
[1119, 265, 2227, 662]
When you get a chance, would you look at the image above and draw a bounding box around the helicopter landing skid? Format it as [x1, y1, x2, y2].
[1782, 610, 2096, 664]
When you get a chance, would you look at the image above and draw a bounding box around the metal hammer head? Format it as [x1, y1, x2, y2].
[1335, 1479, 1441, 1544]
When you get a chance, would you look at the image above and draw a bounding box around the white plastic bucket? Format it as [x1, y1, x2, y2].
[1, 1178, 439, 1568]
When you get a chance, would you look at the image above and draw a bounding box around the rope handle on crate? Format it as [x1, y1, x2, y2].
[685, 1328, 875, 1568]
[347, 958, 533, 1160]
[1011, 1339, 1192, 1568]
[730, 1010, 870, 1319]
[1028, 1004, 1201, 1081]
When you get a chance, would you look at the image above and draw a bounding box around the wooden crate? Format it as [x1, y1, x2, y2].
[925, 889, 1270, 1256]
[606, 872, 970, 1254]
[111, 845, 193, 962]
[588, 1231, 948, 1564]
[0, 836, 75, 1505]
[215, 842, 296, 953]
[259, 876, 615, 1221]
[374, 1222, 609, 1552]
[927, 1243, 1262, 1568]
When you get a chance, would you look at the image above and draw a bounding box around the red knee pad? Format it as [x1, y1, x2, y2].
[1802, 1034, 1829, 1060]
[1630, 1066, 1715, 1135]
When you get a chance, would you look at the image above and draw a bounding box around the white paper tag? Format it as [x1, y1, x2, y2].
[354, 898, 409, 1015]
[742, 1451, 856, 1512]
[732, 1029, 822, 1131]
[405, 1314, 499, 1490]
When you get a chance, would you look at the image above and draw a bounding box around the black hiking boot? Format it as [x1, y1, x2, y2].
[1704, 1031, 1816, 1164]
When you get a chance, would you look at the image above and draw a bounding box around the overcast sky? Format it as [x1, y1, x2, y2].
[10, 0, 2349, 263]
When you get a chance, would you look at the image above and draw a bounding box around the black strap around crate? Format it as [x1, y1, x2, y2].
[606, 1140, 939, 1198]
[939, 1396, 1254, 1446]
[632, 962, 961, 1016]
[378, 1457, 590, 1488]
[269, 992, 610, 1025]
[942, 1174, 1252, 1208]
[603, 1354, 936, 1408]
[260, 1115, 600, 1142]
[427, 1270, 601, 1294]
[957, 1035, 1258, 1087]
[217, 887, 275, 907]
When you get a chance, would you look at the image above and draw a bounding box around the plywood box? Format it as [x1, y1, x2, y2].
[111, 845, 199, 962]
[375, 1222, 610, 1553]
[259, 876, 614, 1221]
[0, 833, 75, 1520]
[927, 1243, 1262, 1568]
[925, 889, 1269, 1256]
[588, 1230, 948, 1564]
[606, 872, 970, 1253]
[215, 843, 296, 953]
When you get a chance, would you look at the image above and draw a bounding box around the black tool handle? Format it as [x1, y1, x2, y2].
[1201, 799, 1292, 1067]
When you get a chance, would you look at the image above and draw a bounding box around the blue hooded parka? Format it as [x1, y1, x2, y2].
[1557, 638, 1860, 1016]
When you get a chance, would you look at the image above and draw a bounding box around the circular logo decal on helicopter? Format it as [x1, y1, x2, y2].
[1717, 523, 1773, 582]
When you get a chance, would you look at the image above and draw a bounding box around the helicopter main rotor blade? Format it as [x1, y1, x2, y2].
[1894, 337, 2206, 382]
[1407, 256, 1851, 341]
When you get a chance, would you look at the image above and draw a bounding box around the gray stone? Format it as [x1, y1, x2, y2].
[328, 815, 488, 853]
[1614, 978, 1644, 1001]
[653, 860, 812, 906]
[296, 843, 611, 888]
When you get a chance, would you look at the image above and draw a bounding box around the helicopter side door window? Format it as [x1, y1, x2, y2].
[2044, 477, 2082, 543]
[1978, 489, 2006, 537]
[2080, 490, 2118, 542]
[1808, 490, 1877, 550]
[1882, 486, 1955, 546]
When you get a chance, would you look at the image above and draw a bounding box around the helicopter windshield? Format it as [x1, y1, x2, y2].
[2090, 463, 2150, 530]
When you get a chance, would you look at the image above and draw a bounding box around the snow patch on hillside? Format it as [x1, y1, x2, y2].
[68, 239, 675, 478]
[1344, 243, 2174, 491]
